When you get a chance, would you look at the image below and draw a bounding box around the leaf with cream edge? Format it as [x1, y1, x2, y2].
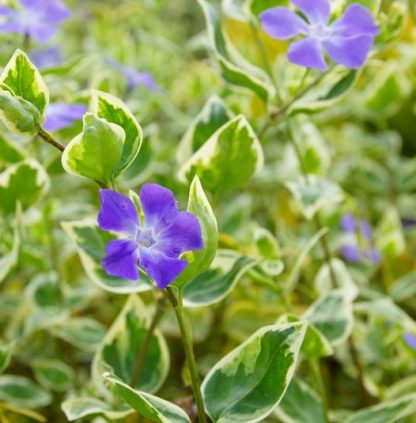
[62, 397, 133, 421]
[179, 115, 264, 193]
[303, 290, 353, 346]
[33, 359, 74, 392]
[92, 295, 169, 397]
[201, 322, 306, 423]
[92, 90, 143, 175]
[0, 160, 49, 215]
[62, 113, 125, 186]
[0, 49, 49, 114]
[104, 373, 192, 423]
[173, 176, 218, 288]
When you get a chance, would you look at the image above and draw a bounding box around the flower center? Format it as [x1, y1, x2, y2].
[135, 228, 157, 249]
[309, 23, 329, 41]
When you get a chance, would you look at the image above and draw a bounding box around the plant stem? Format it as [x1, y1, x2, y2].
[37, 128, 66, 152]
[286, 122, 371, 406]
[309, 358, 329, 413]
[130, 293, 166, 387]
[165, 287, 207, 423]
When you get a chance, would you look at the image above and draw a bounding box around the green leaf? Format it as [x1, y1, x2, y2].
[202, 322, 306, 423]
[177, 95, 232, 161]
[275, 379, 326, 423]
[254, 227, 281, 259]
[389, 270, 416, 301]
[50, 317, 106, 352]
[304, 290, 353, 346]
[104, 373, 192, 423]
[278, 314, 333, 359]
[0, 49, 49, 114]
[61, 219, 152, 294]
[344, 394, 416, 423]
[179, 115, 263, 193]
[0, 135, 26, 164]
[25, 273, 62, 309]
[197, 0, 273, 102]
[0, 343, 14, 375]
[92, 90, 143, 175]
[173, 176, 218, 288]
[0, 159, 49, 215]
[0, 375, 51, 408]
[33, 359, 74, 392]
[183, 250, 258, 307]
[0, 90, 42, 134]
[62, 397, 133, 421]
[286, 176, 344, 220]
[92, 295, 169, 395]
[0, 207, 20, 285]
[62, 113, 125, 186]
[250, 0, 288, 16]
[375, 207, 405, 257]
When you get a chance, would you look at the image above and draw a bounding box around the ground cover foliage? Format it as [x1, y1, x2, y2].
[0, 0, 416, 422]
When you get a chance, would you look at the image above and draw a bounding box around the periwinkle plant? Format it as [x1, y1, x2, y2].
[0, 1, 415, 423]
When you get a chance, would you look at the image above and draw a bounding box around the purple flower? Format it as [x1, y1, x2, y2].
[97, 185, 203, 289]
[106, 59, 159, 92]
[260, 0, 379, 71]
[43, 102, 87, 132]
[31, 46, 62, 69]
[340, 213, 380, 264]
[404, 333, 416, 350]
[0, 0, 71, 43]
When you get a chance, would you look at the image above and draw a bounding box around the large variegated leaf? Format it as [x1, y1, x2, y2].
[177, 95, 232, 161]
[197, 0, 273, 102]
[104, 374, 191, 423]
[61, 219, 152, 294]
[183, 250, 257, 307]
[173, 176, 218, 288]
[0, 160, 49, 215]
[303, 290, 353, 346]
[202, 322, 306, 423]
[275, 379, 326, 423]
[345, 393, 416, 423]
[179, 115, 264, 193]
[0, 49, 49, 114]
[92, 295, 169, 396]
[62, 113, 125, 186]
[92, 90, 143, 175]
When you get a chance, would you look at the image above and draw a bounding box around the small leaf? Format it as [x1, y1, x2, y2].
[92, 295, 169, 396]
[62, 397, 133, 421]
[303, 290, 353, 346]
[0, 135, 26, 164]
[345, 394, 416, 423]
[104, 373, 192, 423]
[25, 273, 62, 309]
[0, 49, 49, 114]
[0, 343, 14, 374]
[286, 176, 344, 220]
[50, 317, 106, 352]
[254, 227, 281, 259]
[179, 115, 264, 193]
[177, 95, 232, 161]
[202, 322, 306, 423]
[174, 176, 218, 288]
[61, 219, 152, 294]
[0, 90, 42, 134]
[275, 379, 326, 423]
[0, 375, 51, 408]
[92, 90, 143, 175]
[389, 270, 416, 301]
[0, 207, 20, 285]
[0, 159, 49, 215]
[183, 250, 257, 307]
[62, 113, 125, 186]
[33, 359, 74, 392]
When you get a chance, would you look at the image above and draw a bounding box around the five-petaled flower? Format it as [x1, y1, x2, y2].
[261, 0, 379, 71]
[340, 213, 380, 264]
[0, 0, 71, 43]
[97, 184, 203, 289]
[44, 102, 87, 132]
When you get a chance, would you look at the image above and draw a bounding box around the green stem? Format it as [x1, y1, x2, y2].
[165, 287, 207, 423]
[130, 294, 166, 388]
[37, 128, 66, 152]
[309, 358, 328, 412]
